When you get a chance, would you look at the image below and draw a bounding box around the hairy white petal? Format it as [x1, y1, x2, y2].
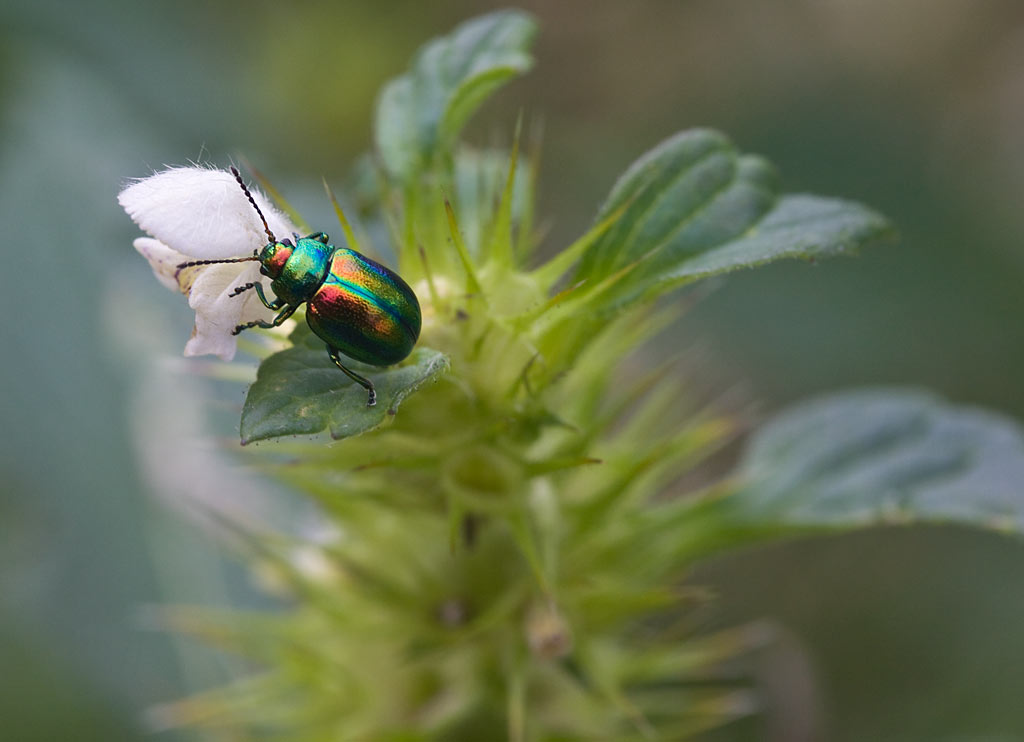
[118, 166, 296, 259]
[184, 262, 277, 360]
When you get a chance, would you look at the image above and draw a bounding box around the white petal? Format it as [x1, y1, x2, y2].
[118, 166, 296, 259]
[184, 262, 278, 360]
[133, 237, 189, 292]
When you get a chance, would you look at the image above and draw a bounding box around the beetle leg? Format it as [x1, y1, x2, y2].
[328, 347, 377, 407]
[231, 304, 298, 335]
[228, 282, 285, 313]
[253, 283, 286, 310]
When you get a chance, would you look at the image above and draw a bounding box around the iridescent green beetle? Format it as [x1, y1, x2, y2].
[177, 167, 421, 406]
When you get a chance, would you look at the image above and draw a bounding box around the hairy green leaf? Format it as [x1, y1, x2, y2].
[240, 326, 449, 445]
[374, 10, 537, 181]
[576, 129, 893, 304]
[691, 390, 1024, 555]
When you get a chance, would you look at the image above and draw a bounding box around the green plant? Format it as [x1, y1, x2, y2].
[123, 10, 1024, 741]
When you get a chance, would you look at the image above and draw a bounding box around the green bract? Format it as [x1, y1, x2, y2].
[151, 9, 1024, 742]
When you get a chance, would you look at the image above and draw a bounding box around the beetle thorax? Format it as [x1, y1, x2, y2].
[265, 236, 334, 307]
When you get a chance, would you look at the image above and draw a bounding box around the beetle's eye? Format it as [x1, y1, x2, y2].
[260, 266, 269, 277]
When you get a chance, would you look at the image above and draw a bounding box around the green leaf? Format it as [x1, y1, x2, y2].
[575, 129, 893, 303]
[239, 327, 449, 445]
[374, 10, 537, 181]
[692, 390, 1024, 553]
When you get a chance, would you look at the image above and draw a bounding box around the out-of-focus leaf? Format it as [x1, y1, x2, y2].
[240, 325, 448, 445]
[374, 10, 537, 181]
[575, 129, 893, 304]
[740, 389, 1024, 527]
[686, 390, 1024, 558]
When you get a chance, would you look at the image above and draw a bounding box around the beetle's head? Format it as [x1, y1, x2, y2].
[258, 239, 293, 279]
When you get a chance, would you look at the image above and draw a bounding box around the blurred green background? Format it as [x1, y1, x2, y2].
[2, 1, 1023, 740]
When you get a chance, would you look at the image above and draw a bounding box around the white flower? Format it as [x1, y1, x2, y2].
[118, 166, 298, 360]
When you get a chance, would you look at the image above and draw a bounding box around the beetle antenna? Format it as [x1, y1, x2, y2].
[174, 255, 260, 281]
[230, 166, 277, 244]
